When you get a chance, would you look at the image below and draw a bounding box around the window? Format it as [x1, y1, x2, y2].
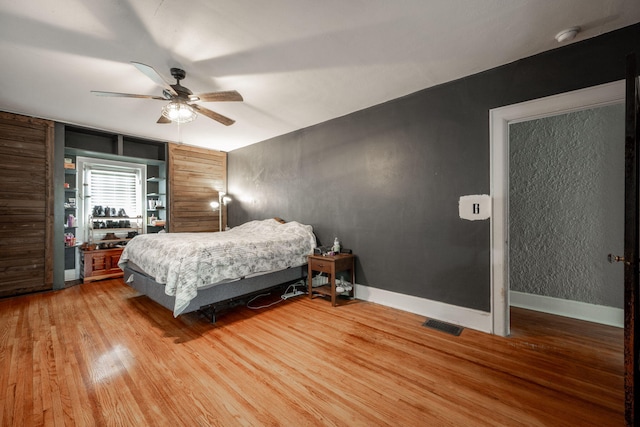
[76, 157, 146, 243]
[89, 169, 139, 217]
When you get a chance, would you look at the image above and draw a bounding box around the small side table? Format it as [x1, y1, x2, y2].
[307, 253, 355, 306]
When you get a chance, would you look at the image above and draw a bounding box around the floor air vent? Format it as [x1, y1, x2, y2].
[422, 319, 463, 336]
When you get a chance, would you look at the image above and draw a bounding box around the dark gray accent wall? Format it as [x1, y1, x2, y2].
[228, 24, 640, 312]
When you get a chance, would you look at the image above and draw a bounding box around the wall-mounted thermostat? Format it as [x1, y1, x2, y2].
[459, 194, 491, 220]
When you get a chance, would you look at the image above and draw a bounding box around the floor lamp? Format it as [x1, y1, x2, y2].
[210, 192, 231, 232]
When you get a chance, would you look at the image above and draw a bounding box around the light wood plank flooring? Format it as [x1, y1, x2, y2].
[0, 279, 623, 426]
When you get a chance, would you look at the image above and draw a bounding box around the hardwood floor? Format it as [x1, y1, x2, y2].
[0, 279, 623, 426]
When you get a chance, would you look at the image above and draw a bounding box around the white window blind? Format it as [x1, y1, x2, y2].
[89, 169, 140, 216]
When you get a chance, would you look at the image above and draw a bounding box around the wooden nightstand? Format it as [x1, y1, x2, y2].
[307, 253, 355, 306]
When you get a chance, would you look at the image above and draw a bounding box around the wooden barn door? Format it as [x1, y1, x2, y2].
[0, 112, 54, 296]
[623, 53, 640, 426]
[168, 142, 227, 233]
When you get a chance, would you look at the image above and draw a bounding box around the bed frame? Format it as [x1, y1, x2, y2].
[121, 262, 307, 322]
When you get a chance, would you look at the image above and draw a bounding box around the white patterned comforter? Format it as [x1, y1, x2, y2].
[118, 219, 316, 316]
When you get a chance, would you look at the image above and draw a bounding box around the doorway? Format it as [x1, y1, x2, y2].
[490, 80, 625, 336]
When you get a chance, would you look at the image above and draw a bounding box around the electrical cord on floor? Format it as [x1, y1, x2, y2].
[246, 281, 306, 310]
[246, 292, 283, 310]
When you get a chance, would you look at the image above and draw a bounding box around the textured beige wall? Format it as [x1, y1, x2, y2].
[509, 103, 624, 308]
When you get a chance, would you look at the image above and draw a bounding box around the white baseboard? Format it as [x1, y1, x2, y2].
[64, 269, 78, 281]
[510, 291, 623, 328]
[354, 284, 492, 333]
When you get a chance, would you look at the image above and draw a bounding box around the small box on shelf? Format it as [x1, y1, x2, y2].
[64, 233, 77, 247]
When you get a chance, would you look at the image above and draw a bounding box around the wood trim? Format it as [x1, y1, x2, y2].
[168, 143, 227, 233]
[44, 118, 54, 287]
[624, 53, 640, 427]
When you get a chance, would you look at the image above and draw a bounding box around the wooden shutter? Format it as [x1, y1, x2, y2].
[0, 112, 54, 296]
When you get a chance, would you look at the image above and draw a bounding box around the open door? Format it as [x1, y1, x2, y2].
[623, 52, 640, 426]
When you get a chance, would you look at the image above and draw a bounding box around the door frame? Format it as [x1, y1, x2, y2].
[489, 80, 625, 336]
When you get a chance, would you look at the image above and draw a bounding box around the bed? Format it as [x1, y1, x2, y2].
[118, 218, 316, 320]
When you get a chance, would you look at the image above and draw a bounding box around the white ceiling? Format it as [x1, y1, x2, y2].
[1, 1, 639, 152]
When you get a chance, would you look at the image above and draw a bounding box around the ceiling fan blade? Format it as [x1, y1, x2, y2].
[131, 62, 177, 96]
[157, 115, 172, 124]
[194, 90, 244, 102]
[91, 91, 166, 100]
[192, 104, 235, 126]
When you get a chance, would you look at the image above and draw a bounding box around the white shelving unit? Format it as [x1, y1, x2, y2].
[146, 163, 167, 232]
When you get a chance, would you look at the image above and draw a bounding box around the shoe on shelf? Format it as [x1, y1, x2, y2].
[336, 278, 352, 293]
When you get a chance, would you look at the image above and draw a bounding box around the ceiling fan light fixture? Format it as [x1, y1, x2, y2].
[161, 101, 197, 124]
[92, 63, 240, 126]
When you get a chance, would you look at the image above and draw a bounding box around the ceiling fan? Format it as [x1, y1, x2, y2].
[91, 62, 243, 126]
